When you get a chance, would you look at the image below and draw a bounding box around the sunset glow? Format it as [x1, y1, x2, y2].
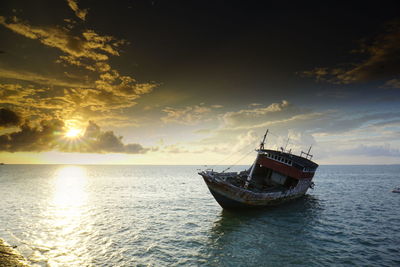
[1, 2, 400, 267]
[0, 1, 399, 165]
[64, 128, 82, 139]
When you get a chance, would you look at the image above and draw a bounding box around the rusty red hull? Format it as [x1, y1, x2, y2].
[200, 173, 312, 209]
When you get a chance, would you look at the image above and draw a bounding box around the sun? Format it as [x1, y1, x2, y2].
[65, 128, 82, 138]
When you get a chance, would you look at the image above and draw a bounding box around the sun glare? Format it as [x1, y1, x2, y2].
[65, 128, 82, 138]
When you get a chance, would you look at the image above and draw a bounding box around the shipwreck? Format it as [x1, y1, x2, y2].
[199, 130, 319, 209]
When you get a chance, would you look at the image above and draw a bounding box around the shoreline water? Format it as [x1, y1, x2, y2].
[0, 238, 29, 267]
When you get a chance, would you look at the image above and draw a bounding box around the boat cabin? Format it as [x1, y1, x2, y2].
[245, 149, 318, 192]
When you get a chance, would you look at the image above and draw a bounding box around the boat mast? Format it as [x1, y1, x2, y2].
[245, 129, 268, 189]
[259, 129, 268, 150]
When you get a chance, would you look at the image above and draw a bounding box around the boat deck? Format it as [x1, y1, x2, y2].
[220, 175, 288, 194]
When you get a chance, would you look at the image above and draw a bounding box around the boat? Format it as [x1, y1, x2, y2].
[199, 130, 319, 209]
[392, 187, 400, 193]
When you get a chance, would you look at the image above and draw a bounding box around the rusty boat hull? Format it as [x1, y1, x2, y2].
[200, 171, 312, 209]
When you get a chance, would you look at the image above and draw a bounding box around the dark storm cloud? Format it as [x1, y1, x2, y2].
[0, 119, 64, 152]
[0, 119, 150, 154]
[302, 21, 400, 85]
[0, 108, 21, 127]
[80, 121, 149, 154]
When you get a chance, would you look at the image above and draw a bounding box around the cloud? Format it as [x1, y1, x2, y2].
[0, 16, 125, 63]
[222, 100, 298, 128]
[0, 14, 156, 128]
[192, 100, 319, 151]
[0, 81, 152, 128]
[301, 67, 342, 83]
[0, 83, 37, 105]
[66, 0, 88, 21]
[383, 78, 400, 88]
[0, 118, 150, 154]
[78, 121, 149, 154]
[62, 88, 139, 112]
[317, 111, 400, 134]
[301, 21, 400, 85]
[0, 119, 64, 152]
[161, 144, 190, 154]
[152, 99, 400, 164]
[0, 108, 21, 128]
[160, 143, 227, 154]
[161, 103, 222, 125]
[57, 56, 111, 73]
[0, 68, 155, 124]
[231, 130, 260, 152]
[219, 99, 400, 137]
[190, 98, 400, 161]
[342, 144, 400, 157]
[95, 70, 156, 97]
[287, 129, 316, 146]
[0, 67, 92, 88]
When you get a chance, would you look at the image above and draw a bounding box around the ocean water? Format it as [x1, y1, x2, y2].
[0, 164, 399, 266]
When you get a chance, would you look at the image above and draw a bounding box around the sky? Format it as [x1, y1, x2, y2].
[0, 0, 400, 165]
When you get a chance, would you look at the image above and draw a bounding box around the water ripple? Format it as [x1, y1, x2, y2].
[0, 165, 399, 266]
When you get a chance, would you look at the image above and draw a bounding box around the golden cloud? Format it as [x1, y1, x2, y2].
[66, 0, 88, 21]
[0, 8, 157, 132]
[0, 83, 37, 105]
[0, 117, 150, 154]
[0, 67, 92, 88]
[161, 103, 223, 125]
[0, 81, 151, 128]
[0, 16, 123, 62]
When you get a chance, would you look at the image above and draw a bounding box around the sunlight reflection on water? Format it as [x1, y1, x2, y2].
[0, 165, 399, 266]
[37, 166, 91, 266]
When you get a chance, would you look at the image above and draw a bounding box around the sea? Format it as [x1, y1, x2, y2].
[0, 164, 399, 266]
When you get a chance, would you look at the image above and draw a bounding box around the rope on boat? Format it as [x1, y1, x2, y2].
[211, 130, 283, 172]
[204, 139, 258, 170]
[204, 150, 240, 169]
[221, 149, 255, 173]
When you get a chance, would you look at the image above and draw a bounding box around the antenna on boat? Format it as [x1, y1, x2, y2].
[284, 137, 290, 151]
[259, 129, 268, 150]
[300, 145, 313, 160]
